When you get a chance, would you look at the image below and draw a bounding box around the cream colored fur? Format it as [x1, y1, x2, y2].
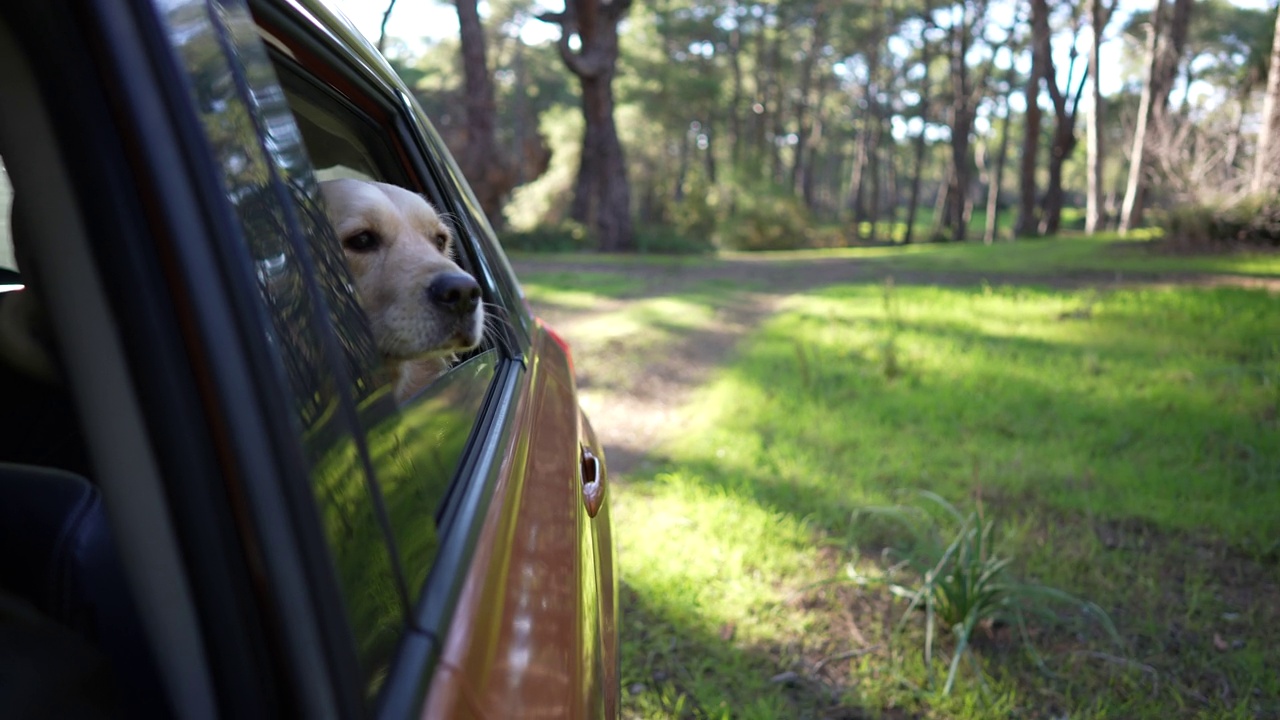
[319, 179, 485, 401]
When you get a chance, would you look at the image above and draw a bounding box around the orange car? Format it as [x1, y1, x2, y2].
[0, 0, 617, 717]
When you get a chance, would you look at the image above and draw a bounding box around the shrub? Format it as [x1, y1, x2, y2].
[635, 226, 715, 255]
[498, 221, 590, 253]
[719, 194, 813, 251]
[1160, 195, 1280, 249]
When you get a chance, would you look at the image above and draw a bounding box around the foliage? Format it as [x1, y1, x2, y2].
[718, 191, 814, 251]
[499, 220, 591, 252]
[635, 226, 716, 255]
[1160, 195, 1280, 249]
[503, 105, 582, 231]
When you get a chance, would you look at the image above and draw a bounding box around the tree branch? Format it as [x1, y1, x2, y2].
[377, 0, 397, 54]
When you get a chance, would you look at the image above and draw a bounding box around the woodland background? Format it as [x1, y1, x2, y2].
[358, 0, 1280, 255]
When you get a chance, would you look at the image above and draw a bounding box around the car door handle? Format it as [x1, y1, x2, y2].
[580, 446, 605, 518]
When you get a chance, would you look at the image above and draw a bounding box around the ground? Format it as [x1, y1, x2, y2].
[513, 239, 1280, 719]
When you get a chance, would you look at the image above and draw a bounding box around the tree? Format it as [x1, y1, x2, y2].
[1016, 0, 1049, 237]
[1035, 0, 1089, 235]
[1119, 0, 1194, 234]
[1086, 0, 1116, 234]
[455, 0, 513, 221]
[939, 0, 995, 242]
[984, 59, 1017, 245]
[539, 0, 636, 251]
[1253, 5, 1280, 193]
[902, 11, 936, 246]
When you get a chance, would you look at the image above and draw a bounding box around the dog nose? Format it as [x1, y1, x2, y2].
[427, 272, 481, 314]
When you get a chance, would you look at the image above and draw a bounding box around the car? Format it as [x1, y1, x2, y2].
[0, 0, 618, 717]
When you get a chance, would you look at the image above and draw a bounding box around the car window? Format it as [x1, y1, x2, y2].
[154, 0, 405, 697]
[260, 37, 503, 601]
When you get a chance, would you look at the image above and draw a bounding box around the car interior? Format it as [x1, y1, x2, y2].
[0, 5, 506, 718]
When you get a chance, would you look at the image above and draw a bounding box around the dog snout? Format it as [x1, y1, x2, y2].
[427, 272, 481, 315]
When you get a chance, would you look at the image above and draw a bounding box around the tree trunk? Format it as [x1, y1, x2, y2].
[539, 0, 635, 251]
[903, 34, 934, 246]
[727, 3, 745, 168]
[1039, 12, 1088, 237]
[985, 72, 1015, 245]
[1252, 6, 1280, 193]
[791, 9, 828, 196]
[1120, 0, 1192, 232]
[1086, 0, 1114, 234]
[868, 122, 882, 241]
[945, 5, 976, 243]
[455, 0, 510, 223]
[1016, 2, 1049, 237]
[704, 122, 718, 184]
[933, 162, 952, 240]
[1119, 0, 1166, 234]
[849, 122, 868, 238]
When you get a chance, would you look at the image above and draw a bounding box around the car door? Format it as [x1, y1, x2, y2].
[1, 0, 614, 715]
[244, 2, 619, 716]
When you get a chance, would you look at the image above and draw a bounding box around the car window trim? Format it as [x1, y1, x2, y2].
[375, 357, 525, 717]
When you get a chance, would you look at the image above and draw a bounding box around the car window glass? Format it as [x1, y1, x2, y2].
[264, 48, 501, 601]
[154, 0, 404, 696]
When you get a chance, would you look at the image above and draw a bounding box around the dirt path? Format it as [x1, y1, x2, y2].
[513, 256, 1278, 477]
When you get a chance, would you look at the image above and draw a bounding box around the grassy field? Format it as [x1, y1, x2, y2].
[519, 235, 1280, 719]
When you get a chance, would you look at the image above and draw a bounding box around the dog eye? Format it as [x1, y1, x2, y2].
[343, 231, 379, 253]
[434, 233, 449, 251]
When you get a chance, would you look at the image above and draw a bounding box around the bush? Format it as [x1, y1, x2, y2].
[718, 193, 813, 251]
[498, 221, 590, 253]
[635, 226, 715, 254]
[1160, 195, 1280, 249]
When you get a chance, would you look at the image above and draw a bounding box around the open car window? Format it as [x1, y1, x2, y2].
[257, 20, 503, 626]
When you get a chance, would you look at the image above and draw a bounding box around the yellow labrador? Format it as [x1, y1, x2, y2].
[319, 179, 485, 401]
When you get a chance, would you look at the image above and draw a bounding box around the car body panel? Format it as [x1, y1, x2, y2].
[423, 327, 613, 719]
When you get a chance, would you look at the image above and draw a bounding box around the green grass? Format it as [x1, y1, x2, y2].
[515, 232, 1280, 279]
[732, 232, 1280, 278]
[521, 237, 1280, 718]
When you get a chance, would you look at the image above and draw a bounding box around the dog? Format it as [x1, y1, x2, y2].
[318, 179, 485, 401]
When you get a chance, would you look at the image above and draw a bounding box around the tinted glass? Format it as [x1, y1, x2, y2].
[153, 0, 404, 693]
[264, 49, 499, 599]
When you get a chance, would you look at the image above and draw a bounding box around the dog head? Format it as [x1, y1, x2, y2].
[318, 179, 485, 365]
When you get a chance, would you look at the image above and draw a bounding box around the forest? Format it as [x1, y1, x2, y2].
[360, 2, 1280, 716]
[373, 0, 1280, 255]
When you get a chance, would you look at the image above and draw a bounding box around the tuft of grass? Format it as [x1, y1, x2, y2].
[849, 491, 1122, 697]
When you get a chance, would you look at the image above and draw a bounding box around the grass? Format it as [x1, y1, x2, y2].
[513, 230, 1280, 279]
[519, 234, 1280, 719]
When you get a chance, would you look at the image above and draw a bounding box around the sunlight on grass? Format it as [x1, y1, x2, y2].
[615, 278, 1279, 718]
[723, 233, 1280, 277]
[520, 270, 644, 307]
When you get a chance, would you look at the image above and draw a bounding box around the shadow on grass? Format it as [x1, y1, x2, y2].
[617, 281, 1280, 717]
